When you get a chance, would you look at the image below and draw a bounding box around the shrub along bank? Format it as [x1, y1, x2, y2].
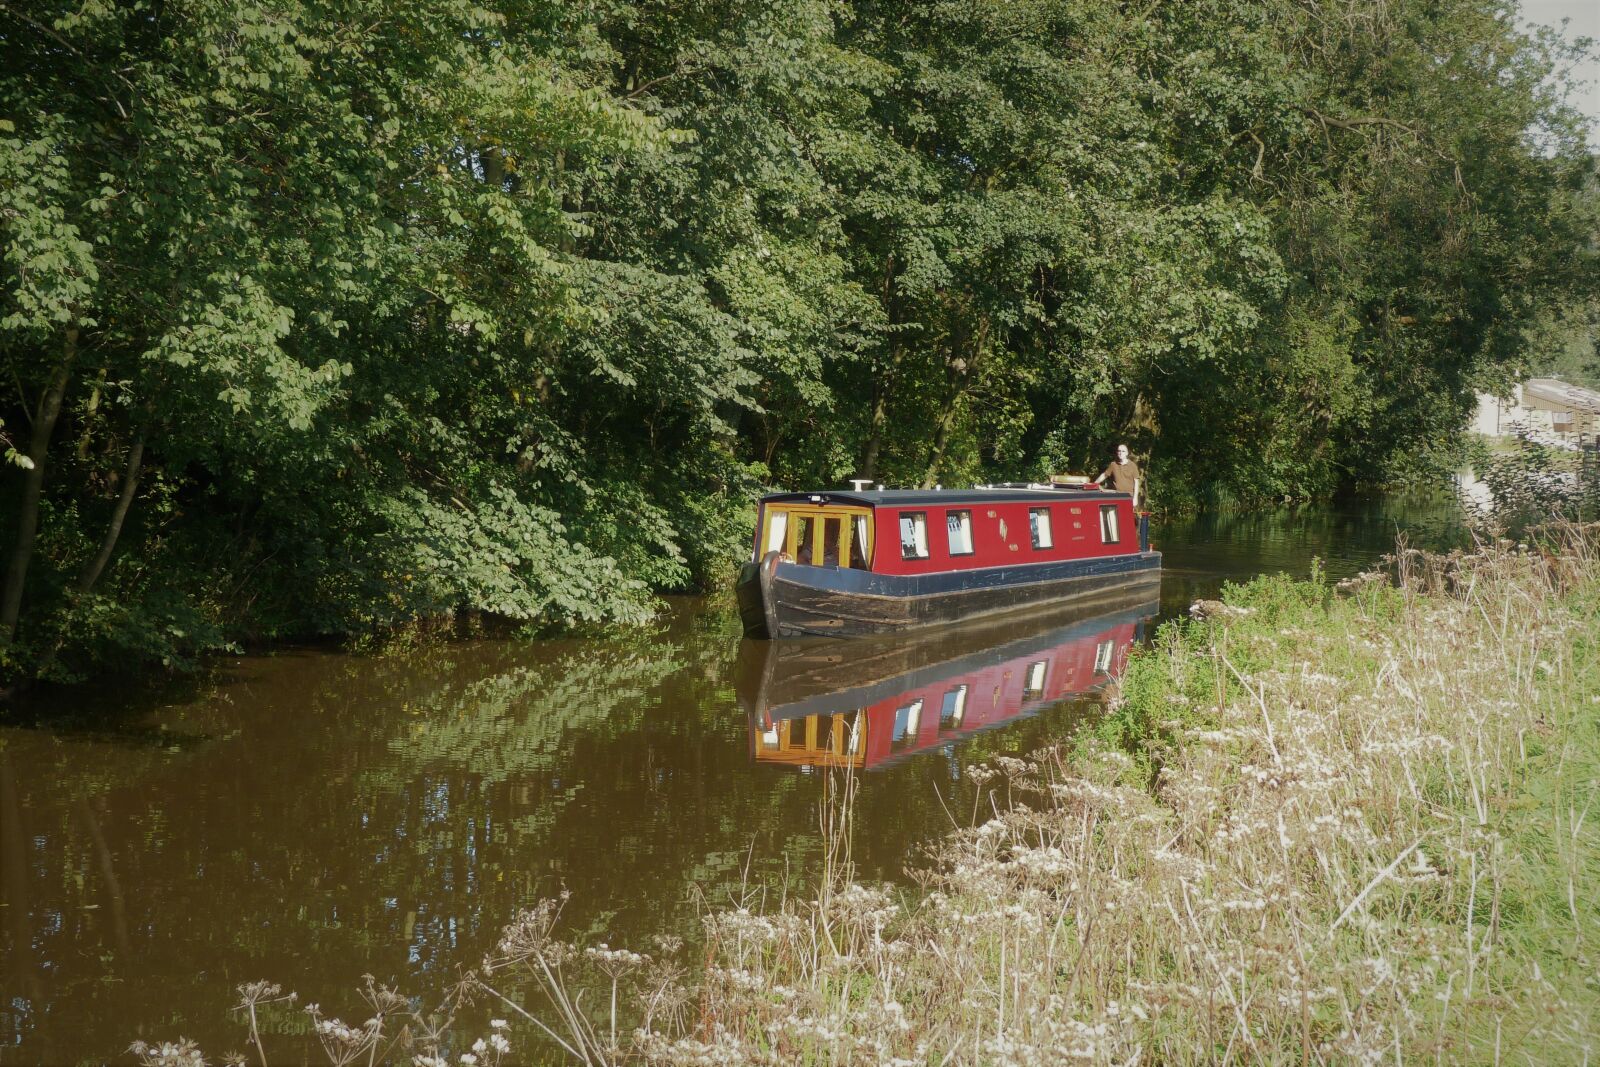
[135, 529, 1600, 1064]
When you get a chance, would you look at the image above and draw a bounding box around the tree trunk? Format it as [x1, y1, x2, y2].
[0, 752, 41, 1000]
[76, 367, 106, 460]
[860, 255, 899, 482]
[79, 796, 131, 955]
[920, 399, 961, 488]
[920, 319, 989, 489]
[860, 378, 889, 482]
[482, 145, 505, 189]
[76, 434, 145, 596]
[1, 331, 76, 645]
[28, 433, 148, 683]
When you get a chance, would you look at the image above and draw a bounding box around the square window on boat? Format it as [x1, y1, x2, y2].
[850, 514, 871, 568]
[1024, 660, 1047, 698]
[821, 516, 843, 566]
[892, 699, 924, 746]
[795, 515, 817, 562]
[939, 685, 968, 728]
[764, 510, 788, 555]
[1099, 505, 1120, 543]
[1094, 639, 1115, 674]
[946, 510, 974, 555]
[899, 512, 930, 560]
[841, 710, 862, 754]
[1029, 507, 1053, 549]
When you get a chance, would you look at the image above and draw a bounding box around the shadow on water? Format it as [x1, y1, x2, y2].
[0, 495, 1465, 1062]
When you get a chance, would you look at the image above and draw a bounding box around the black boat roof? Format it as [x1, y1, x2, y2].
[758, 485, 1132, 507]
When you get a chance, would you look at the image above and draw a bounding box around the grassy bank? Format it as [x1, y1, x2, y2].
[133, 531, 1600, 1065]
[622, 531, 1600, 1064]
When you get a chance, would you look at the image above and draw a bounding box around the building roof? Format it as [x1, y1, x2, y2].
[1525, 378, 1600, 414]
[759, 486, 1132, 507]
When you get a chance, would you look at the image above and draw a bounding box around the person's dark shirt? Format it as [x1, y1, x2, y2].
[1100, 459, 1140, 495]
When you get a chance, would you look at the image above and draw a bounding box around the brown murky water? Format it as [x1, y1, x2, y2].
[0, 498, 1464, 1064]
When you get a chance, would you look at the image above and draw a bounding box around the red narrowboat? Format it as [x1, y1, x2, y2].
[740, 598, 1155, 770]
[736, 485, 1160, 638]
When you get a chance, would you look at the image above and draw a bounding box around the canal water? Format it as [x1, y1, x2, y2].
[0, 497, 1466, 1064]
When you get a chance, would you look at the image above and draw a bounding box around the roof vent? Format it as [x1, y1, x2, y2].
[850, 479, 872, 491]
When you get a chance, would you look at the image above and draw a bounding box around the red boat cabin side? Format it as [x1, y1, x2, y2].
[751, 490, 1140, 575]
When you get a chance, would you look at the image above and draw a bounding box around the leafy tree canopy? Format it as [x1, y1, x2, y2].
[1, 0, 1594, 680]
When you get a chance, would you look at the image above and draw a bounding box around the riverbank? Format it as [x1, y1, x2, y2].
[122, 527, 1600, 1065]
[600, 530, 1599, 1063]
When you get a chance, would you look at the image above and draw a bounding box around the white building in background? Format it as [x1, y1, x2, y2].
[1473, 378, 1600, 445]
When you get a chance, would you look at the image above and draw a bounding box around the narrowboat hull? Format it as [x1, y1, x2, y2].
[737, 548, 1162, 639]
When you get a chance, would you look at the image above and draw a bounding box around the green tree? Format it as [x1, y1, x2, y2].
[1, 0, 1593, 685]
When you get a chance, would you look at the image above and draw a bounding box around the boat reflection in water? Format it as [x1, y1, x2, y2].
[738, 593, 1159, 770]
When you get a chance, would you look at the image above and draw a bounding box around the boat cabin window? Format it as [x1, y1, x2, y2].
[803, 711, 861, 756]
[795, 515, 817, 563]
[764, 510, 788, 555]
[939, 685, 968, 728]
[1029, 507, 1054, 549]
[764, 506, 873, 568]
[851, 515, 871, 568]
[1099, 504, 1120, 544]
[946, 510, 974, 555]
[841, 710, 862, 754]
[899, 512, 930, 560]
[820, 516, 843, 566]
[1024, 660, 1047, 699]
[892, 698, 924, 747]
[760, 711, 864, 766]
[1094, 639, 1115, 674]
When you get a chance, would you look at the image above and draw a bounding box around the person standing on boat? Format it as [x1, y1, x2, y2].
[1094, 443, 1142, 506]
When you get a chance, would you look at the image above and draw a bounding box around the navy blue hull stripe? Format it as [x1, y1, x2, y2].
[770, 550, 1162, 599]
